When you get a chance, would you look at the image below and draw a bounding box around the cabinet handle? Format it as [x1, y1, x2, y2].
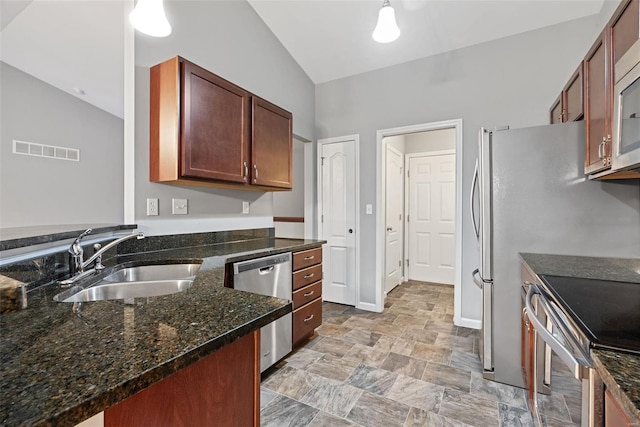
[253, 164, 258, 182]
[243, 162, 248, 181]
[303, 255, 315, 261]
[598, 139, 605, 159]
[303, 290, 315, 297]
[303, 314, 314, 323]
[303, 273, 315, 279]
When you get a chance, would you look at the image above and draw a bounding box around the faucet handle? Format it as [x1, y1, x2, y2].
[70, 229, 92, 253]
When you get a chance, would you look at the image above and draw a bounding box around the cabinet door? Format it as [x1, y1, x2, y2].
[550, 94, 563, 124]
[584, 31, 612, 174]
[251, 97, 292, 189]
[181, 60, 251, 183]
[610, 0, 639, 69]
[564, 63, 584, 122]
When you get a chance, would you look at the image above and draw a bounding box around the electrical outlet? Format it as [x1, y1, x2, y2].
[242, 201, 249, 214]
[366, 204, 373, 215]
[147, 198, 159, 216]
[172, 198, 188, 215]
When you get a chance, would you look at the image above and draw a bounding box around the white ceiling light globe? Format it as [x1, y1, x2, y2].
[130, 0, 172, 38]
[372, 2, 400, 43]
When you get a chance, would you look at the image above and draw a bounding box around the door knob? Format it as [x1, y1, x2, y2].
[386, 227, 392, 232]
[348, 229, 353, 234]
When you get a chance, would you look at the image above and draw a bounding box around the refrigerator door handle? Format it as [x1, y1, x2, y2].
[472, 268, 484, 289]
[470, 159, 480, 240]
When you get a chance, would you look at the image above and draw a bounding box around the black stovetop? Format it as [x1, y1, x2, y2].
[540, 275, 640, 354]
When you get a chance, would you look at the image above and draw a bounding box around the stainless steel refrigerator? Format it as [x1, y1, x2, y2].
[469, 120, 640, 388]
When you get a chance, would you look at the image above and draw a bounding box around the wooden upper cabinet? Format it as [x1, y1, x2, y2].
[549, 63, 584, 125]
[550, 95, 563, 124]
[610, 0, 640, 68]
[564, 63, 584, 122]
[180, 61, 250, 183]
[584, 31, 612, 174]
[251, 97, 293, 189]
[150, 56, 293, 191]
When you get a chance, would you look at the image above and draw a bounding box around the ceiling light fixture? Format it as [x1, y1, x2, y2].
[372, 0, 400, 43]
[130, 0, 172, 38]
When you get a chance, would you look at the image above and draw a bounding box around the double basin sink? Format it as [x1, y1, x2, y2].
[54, 263, 202, 303]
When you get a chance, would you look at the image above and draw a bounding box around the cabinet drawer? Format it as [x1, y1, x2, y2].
[293, 264, 322, 291]
[293, 247, 322, 271]
[292, 281, 322, 310]
[293, 298, 322, 346]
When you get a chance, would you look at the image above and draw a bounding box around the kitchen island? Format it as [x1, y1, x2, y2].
[520, 253, 640, 426]
[0, 230, 324, 427]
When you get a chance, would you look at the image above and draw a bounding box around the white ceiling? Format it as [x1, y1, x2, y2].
[0, 0, 607, 117]
[0, 0, 124, 118]
[248, 0, 606, 84]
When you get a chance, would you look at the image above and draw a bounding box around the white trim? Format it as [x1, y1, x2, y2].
[405, 149, 455, 159]
[317, 135, 361, 309]
[356, 301, 378, 312]
[123, 0, 135, 224]
[384, 143, 404, 294]
[458, 317, 482, 330]
[303, 141, 315, 239]
[376, 119, 463, 317]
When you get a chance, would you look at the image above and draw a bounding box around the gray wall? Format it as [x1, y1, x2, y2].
[134, 0, 315, 233]
[273, 139, 305, 218]
[315, 15, 603, 320]
[0, 62, 124, 228]
[405, 129, 456, 153]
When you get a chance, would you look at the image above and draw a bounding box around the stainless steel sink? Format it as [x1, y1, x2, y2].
[59, 279, 194, 302]
[103, 263, 201, 282]
[53, 263, 202, 303]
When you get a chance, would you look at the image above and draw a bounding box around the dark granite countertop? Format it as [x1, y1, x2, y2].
[0, 224, 137, 252]
[0, 237, 323, 427]
[520, 253, 640, 425]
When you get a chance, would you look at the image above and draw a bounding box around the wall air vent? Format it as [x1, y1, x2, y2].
[12, 140, 80, 162]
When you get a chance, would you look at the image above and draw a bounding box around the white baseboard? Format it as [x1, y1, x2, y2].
[454, 316, 481, 330]
[356, 301, 379, 313]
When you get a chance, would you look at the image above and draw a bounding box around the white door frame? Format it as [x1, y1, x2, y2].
[376, 119, 463, 320]
[404, 149, 456, 282]
[317, 135, 361, 308]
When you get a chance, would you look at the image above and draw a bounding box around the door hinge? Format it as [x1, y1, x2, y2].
[407, 169, 410, 178]
[406, 259, 409, 265]
[321, 156, 325, 166]
[321, 214, 324, 223]
[407, 214, 409, 222]
[399, 214, 402, 221]
[398, 260, 401, 267]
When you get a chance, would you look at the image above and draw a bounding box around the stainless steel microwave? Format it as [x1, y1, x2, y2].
[612, 39, 640, 171]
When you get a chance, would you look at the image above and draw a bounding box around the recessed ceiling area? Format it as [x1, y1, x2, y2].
[248, 0, 606, 83]
[0, 0, 124, 118]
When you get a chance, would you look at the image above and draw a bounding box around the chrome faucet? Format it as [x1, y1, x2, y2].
[61, 229, 145, 286]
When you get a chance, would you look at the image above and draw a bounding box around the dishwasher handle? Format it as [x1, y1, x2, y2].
[233, 252, 292, 275]
[259, 266, 275, 274]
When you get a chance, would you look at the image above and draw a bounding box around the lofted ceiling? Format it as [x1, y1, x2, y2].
[0, 0, 608, 118]
[248, 0, 607, 83]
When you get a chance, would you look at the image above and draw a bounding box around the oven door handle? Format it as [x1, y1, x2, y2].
[525, 285, 590, 380]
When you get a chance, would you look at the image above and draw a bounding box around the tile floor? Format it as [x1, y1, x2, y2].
[260, 280, 581, 427]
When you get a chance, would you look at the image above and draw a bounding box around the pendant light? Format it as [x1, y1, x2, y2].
[130, 0, 172, 38]
[372, 0, 400, 43]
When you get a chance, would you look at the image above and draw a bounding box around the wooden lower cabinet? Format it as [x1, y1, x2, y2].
[291, 247, 323, 349]
[605, 389, 634, 427]
[104, 331, 260, 427]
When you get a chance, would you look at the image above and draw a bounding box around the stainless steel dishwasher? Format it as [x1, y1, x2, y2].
[233, 252, 292, 373]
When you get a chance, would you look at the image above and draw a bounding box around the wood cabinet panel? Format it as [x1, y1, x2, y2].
[293, 247, 322, 271]
[611, 0, 640, 66]
[584, 32, 611, 174]
[251, 97, 293, 189]
[564, 63, 584, 122]
[293, 264, 322, 291]
[605, 389, 633, 427]
[180, 61, 250, 183]
[550, 95, 563, 124]
[293, 280, 322, 310]
[293, 298, 322, 347]
[104, 331, 259, 427]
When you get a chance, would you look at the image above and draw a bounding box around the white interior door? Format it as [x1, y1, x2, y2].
[319, 139, 356, 305]
[408, 153, 456, 284]
[385, 145, 403, 293]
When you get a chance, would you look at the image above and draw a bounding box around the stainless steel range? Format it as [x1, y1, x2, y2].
[523, 274, 640, 427]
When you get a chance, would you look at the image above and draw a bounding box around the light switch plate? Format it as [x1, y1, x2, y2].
[147, 198, 159, 216]
[366, 204, 373, 215]
[242, 201, 249, 214]
[172, 198, 188, 215]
